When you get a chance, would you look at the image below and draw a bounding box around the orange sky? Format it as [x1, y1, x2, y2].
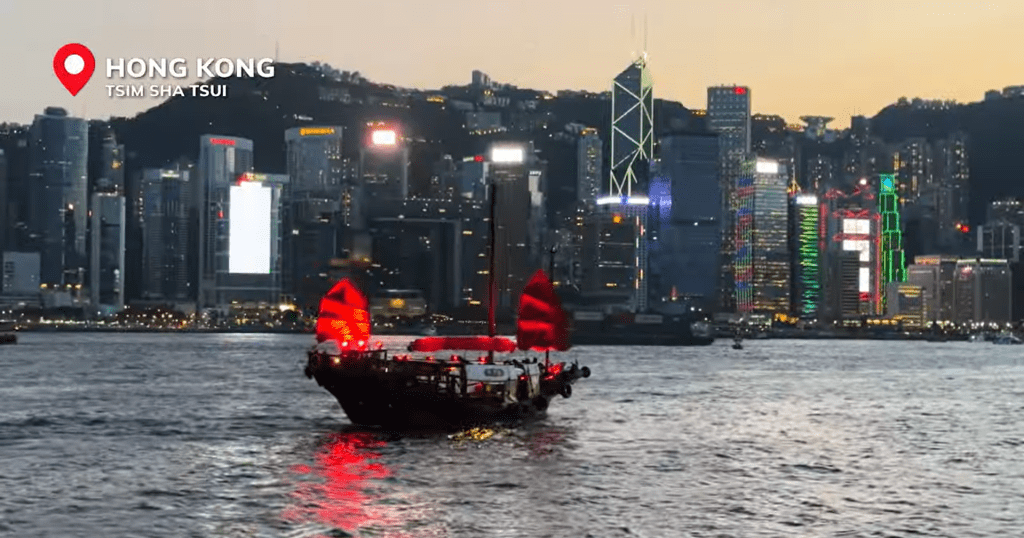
[0, 0, 1020, 126]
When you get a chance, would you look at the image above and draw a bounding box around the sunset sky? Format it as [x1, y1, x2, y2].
[0, 0, 1020, 126]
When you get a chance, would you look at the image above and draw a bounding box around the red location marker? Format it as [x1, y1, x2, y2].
[53, 43, 95, 96]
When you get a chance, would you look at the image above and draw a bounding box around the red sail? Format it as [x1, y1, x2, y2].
[316, 279, 371, 343]
[516, 269, 571, 351]
[407, 336, 517, 353]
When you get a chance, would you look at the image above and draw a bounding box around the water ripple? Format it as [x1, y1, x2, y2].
[2, 335, 1023, 536]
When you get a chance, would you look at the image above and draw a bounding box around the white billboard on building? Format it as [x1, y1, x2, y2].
[229, 182, 272, 274]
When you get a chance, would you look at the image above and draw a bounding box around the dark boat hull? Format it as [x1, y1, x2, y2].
[305, 350, 586, 430]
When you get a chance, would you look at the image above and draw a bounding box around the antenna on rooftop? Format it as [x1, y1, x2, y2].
[630, 13, 636, 59]
[643, 12, 648, 57]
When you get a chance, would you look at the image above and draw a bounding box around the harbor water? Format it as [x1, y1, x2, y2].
[2, 333, 1023, 537]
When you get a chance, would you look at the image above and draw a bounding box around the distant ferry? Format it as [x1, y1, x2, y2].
[570, 311, 714, 346]
[0, 322, 16, 345]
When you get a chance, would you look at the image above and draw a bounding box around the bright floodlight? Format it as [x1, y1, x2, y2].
[371, 130, 397, 145]
[795, 194, 817, 205]
[596, 195, 650, 205]
[229, 182, 272, 274]
[490, 146, 525, 164]
[755, 159, 779, 174]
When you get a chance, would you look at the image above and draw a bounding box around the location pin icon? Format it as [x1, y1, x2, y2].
[53, 43, 95, 96]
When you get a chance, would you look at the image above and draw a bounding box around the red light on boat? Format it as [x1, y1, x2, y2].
[477, 356, 487, 364]
[426, 355, 435, 362]
[375, 341, 384, 349]
[473, 382, 484, 392]
[474, 155, 484, 162]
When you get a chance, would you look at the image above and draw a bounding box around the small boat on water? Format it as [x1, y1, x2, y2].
[731, 336, 743, 350]
[0, 323, 16, 345]
[304, 271, 590, 429]
[992, 333, 1023, 345]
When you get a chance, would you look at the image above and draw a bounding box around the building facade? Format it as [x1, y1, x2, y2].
[28, 107, 89, 287]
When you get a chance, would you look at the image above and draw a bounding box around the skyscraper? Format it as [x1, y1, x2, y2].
[197, 135, 254, 307]
[654, 131, 721, 306]
[598, 57, 654, 312]
[28, 107, 89, 287]
[878, 173, 906, 311]
[140, 167, 193, 302]
[359, 123, 409, 201]
[214, 172, 288, 306]
[821, 178, 883, 317]
[610, 57, 653, 197]
[87, 122, 125, 195]
[577, 128, 602, 207]
[707, 85, 751, 312]
[791, 194, 820, 318]
[89, 192, 125, 313]
[749, 158, 790, 313]
[284, 126, 346, 300]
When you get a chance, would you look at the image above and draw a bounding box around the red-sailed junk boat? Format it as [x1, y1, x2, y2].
[304, 270, 590, 429]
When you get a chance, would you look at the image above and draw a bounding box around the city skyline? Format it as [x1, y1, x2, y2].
[1, 0, 1021, 124]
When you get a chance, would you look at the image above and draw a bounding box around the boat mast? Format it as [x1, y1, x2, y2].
[487, 181, 498, 363]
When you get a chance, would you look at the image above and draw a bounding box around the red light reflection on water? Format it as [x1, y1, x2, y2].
[283, 432, 398, 534]
[525, 429, 566, 458]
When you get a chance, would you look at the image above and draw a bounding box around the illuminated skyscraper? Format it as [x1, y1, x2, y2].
[707, 85, 751, 311]
[749, 158, 790, 314]
[791, 193, 820, 318]
[215, 172, 288, 306]
[878, 174, 906, 311]
[733, 160, 754, 312]
[359, 123, 409, 201]
[821, 178, 882, 318]
[597, 56, 654, 311]
[197, 135, 254, 307]
[610, 57, 653, 197]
